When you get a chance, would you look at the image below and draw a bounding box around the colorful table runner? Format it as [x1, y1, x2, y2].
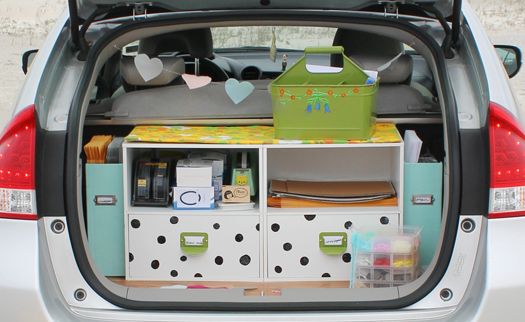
[125, 122, 401, 144]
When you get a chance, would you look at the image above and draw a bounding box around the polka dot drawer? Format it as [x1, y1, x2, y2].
[266, 212, 399, 280]
[127, 214, 261, 281]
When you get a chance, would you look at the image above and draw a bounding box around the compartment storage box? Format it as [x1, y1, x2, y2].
[403, 162, 443, 267]
[270, 46, 378, 140]
[352, 227, 420, 288]
[86, 164, 125, 276]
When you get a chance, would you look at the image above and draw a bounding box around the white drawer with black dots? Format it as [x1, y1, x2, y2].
[266, 212, 399, 280]
[126, 214, 261, 281]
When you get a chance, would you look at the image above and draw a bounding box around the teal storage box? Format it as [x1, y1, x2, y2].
[403, 162, 443, 268]
[86, 164, 125, 276]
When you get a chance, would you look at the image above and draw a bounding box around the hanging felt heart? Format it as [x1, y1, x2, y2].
[134, 54, 163, 82]
[225, 79, 255, 104]
[182, 73, 212, 90]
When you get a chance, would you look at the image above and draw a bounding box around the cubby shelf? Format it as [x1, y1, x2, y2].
[122, 138, 404, 282]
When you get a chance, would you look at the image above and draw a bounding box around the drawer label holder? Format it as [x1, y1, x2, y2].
[411, 194, 435, 205]
[319, 232, 348, 255]
[94, 195, 117, 206]
[180, 232, 208, 255]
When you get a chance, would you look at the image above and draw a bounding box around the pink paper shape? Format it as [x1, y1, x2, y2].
[182, 73, 212, 90]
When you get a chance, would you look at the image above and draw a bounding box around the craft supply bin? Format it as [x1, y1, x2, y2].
[270, 46, 378, 140]
[352, 227, 420, 288]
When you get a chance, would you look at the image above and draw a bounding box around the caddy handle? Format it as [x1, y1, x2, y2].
[304, 46, 345, 55]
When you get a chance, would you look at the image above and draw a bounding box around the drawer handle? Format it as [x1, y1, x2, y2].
[319, 232, 347, 255]
[180, 232, 208, 255]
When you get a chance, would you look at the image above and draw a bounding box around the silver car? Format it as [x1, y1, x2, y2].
[0, 0, 523, 321]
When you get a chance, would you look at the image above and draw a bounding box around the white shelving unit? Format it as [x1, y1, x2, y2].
[122, 140, 403, 282]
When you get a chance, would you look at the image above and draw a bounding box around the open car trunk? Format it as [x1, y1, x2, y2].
[65, 9, 460, 310]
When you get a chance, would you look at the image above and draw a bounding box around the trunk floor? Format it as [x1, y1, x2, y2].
[109, 278, 349, 296]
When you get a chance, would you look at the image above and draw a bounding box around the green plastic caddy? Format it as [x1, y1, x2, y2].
[271, 46, 378, 140]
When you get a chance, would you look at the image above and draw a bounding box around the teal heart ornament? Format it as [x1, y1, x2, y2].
[225, 79, 255, 104]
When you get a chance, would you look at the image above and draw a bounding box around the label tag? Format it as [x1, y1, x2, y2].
[94, 195, 117, 206]
[183, 236, 205, 246]
[222, 185, 250, 203]
[323, 236, 344, 246]
[412, 194, 435, 205]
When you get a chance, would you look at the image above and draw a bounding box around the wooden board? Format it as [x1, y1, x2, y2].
[109, 278, 349, 296]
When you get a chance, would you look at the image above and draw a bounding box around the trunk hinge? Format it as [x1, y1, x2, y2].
[378, 0, 463, 59]
[72, 2, 153, 61]
[379, 0, 405, 18]
[130, 2, 152, 20]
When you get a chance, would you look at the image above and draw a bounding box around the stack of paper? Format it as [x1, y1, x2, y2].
[268, 180, 396, 207]
[404, 130, 423, 163]
[84, 135, 113, 164]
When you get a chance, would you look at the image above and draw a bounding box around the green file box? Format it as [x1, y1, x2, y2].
[403, 162, 443, 268]
[86, 164, 125, 276]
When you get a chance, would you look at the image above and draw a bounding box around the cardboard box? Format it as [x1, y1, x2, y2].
[172, 187, 215, 209]
[188, 151, 226, 175]
[188, 152, 225, 201]
[221, 185, 251, 203]
[176, 159, 213, 187]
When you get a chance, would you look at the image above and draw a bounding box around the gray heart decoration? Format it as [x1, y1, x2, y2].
[134, 54, 163, 82]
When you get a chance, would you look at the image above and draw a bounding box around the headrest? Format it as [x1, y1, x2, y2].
[331, 29, 413, 84]
[138, 29, 214, 59]
[120, 55, 185, 86]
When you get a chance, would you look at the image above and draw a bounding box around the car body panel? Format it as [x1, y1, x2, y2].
[0, 219, 52, 321]
[13, 11, 69, 121]
[475, 217, 525, 321]
[461, 3, 521, 119]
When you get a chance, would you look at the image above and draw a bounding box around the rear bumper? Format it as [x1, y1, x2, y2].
[474, 217, 525, 321]
[0, 219, 52, 321]
[4, 216, 525, 321]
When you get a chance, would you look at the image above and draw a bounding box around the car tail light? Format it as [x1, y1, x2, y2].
[0, 105, 37, 220]
[489, 102, 525, 219]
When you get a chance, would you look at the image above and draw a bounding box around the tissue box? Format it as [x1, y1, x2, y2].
[188, 152, 226, 201]
[176, 159, 213, 187]
[172, 187, 215, 209]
